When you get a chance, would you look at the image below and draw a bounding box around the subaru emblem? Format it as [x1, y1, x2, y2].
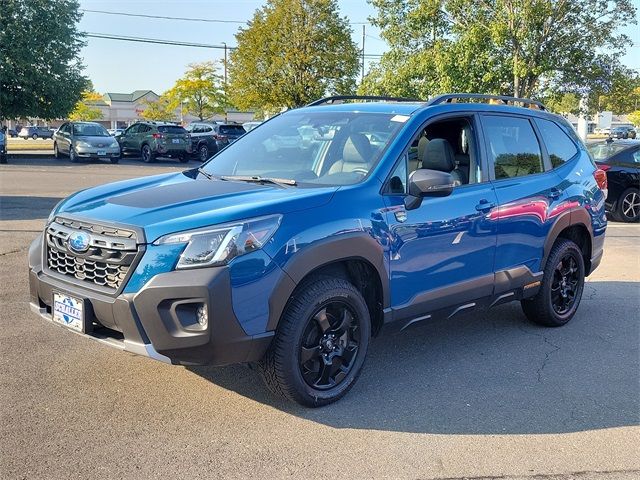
[68, 231, 91, 252]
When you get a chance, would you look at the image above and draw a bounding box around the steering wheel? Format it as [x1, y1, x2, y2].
[351, 167, 369, 176]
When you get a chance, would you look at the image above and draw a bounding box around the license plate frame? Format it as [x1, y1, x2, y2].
[172, 139, 180, 144]
[97, 150, 107, 156]
[52, 292, 85, 333]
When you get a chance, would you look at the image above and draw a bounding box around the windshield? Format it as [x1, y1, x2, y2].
[73, 123, 109, 137]
[587, 142, 630, 161]
[158, 125, 187, 134]
[219, 125, 246, 135]
[201, 111, 408, 186]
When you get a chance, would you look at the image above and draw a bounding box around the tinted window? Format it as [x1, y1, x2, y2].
[483, 116, 544, 179]
[535, 118, 578, 167]
[619, 147, 640, 165]
[157, 125, 186, 134]
[219, 125, 246, 135]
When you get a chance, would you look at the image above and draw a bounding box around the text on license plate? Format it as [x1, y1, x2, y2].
[97, 150, 106, 156]
[53, 292, 84, 332]
[172, 139, 180, 144]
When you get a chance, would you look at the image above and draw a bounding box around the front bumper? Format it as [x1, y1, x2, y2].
[75, 146, 120, 159]
[28, 234, 273, 366]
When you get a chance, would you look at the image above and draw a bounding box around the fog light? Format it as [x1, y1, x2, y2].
[196, 303, 208, 328]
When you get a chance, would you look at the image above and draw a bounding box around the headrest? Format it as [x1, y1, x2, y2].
[417, 136, 429, 164]
[423, 138, 455, 172]
[343, 133, 372, 164]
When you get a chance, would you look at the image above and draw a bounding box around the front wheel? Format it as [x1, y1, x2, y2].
[53, 142, 60, 159]
[258, 277, 371, 407]
[69, 147, 78, 163]
[521, 238, 585, 327]
[110, 156, 120, 164]
[31, 133, 38, 140]
[178, 153, 189, 163]
[141, 144, 155, 163]
[198, 144, 209, 162]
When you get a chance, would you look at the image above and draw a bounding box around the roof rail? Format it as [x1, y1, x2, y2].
[306, 95, 423, 107]
[426, 93, 547, 111]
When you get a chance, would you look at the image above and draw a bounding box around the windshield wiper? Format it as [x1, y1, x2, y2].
[221, 175, 297, 187]
[197, 167, 215, 180]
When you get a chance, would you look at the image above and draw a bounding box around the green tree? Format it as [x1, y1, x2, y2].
[362, 0, 636, 100]
[629, 111, 640, 127]
[546, 93, 580, 116]
[0, 0, 89, 120]
[228, 0, 360, 110]
[593, 68, 640, 115]
[140, 96, 177, 122]
[166, 62, 225, 121]
[68, 91, 104, 121]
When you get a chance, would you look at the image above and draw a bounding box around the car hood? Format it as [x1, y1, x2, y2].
[54, 170, 337, 242]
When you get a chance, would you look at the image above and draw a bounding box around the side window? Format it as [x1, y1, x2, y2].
[126, 124, 139, 135]
[388, 154, 408, 194]
[483, 116, 544, 179]
[619, 148, 640, 166]
[535, 118, 578, 167]
[140, 125, 151, 134]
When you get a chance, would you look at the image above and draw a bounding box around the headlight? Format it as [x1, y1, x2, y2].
[153, 214, 282, 269]
[75, 141, 90, 148]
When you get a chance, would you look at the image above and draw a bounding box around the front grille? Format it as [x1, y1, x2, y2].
[45, 218, 139, 292]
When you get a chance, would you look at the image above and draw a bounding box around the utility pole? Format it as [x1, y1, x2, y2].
[361, 25, 365, 84]
[222, 42, 228, 122]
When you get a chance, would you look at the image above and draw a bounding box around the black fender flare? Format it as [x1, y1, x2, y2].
[541, 207, 593, 269]
[266, 232, 389, 331]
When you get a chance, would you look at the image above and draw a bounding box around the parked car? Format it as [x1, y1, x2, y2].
[186, 122, 246, 162]
[53, 122, 121, 163]
[29, 93, 607, 407]
[588, 139, 640, 222]
[0, 131, 6, 164]
[118, 121, 191, 163]
[108, 128, 124, 137]
[610, 126, 636, 139]
[243, 121, 262, 132]
[18, 126, 54, 140]
[8, 128, 17, 138]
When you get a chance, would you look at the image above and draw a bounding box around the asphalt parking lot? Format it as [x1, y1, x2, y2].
[1, 154, 639, 480]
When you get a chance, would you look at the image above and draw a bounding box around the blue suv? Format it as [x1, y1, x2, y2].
[29, 94, 607, 406]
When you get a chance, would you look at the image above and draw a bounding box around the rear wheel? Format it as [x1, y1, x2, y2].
[31, 133, 37, 140]
[141, 144, 155, 163]
[258, 277, 371, 407]
[521, 238, 585, 327]
[179, 153, 189, 163]
[614, 188, 639, 223]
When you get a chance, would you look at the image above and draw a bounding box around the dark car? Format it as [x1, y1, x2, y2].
[118, 121, 191, 163]
[610, 126, 636, 140]
[29, 93, 607, 407]
[0, 130, 7, 163]
[8, 128, 17, 138]
[18, 126, 54, 140]
[186, 122, 246, 161]
[588, 139, 640, 222]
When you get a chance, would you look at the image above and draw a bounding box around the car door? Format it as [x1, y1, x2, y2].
[481, 113, 565, 281]
[384, 113, 499, 324]
[120, 124, 139, 152]
[56, 123, 69, 153]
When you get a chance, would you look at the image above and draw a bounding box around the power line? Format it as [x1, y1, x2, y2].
[81, 8, 371, 25]
[85, 31, 386, 57]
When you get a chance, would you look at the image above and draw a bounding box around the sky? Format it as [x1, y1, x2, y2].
[78, 0, 640, 95]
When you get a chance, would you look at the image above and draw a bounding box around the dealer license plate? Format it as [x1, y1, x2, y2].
[52, 292, 84, 332]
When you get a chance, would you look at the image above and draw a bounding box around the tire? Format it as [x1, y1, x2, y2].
[613, 188, 639, 223]
[258, 277, 371, 407]
[178, 154, 189, 163]
[141, 144, 155, 163]
[53, 142, 59, 159]
[31, 133, 37, 140]
[69, 147, 78, 163]
[198, 144, 209, 162]
[110, 157, 120, 164]
[521, 238, 585, 327]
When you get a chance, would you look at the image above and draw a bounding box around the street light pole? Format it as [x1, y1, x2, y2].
[222, 41, 228, 122]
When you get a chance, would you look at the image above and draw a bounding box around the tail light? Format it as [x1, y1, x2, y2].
[152, 133, 164, 139]
[593, 167, 608, 198]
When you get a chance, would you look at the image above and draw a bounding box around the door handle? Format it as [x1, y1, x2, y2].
[548, 188, 562, 200]
[475, 199, 496, 212]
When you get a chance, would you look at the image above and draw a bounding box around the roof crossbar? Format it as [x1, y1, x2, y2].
[426, 93, 547, 111]
[306, 95, 423, 107]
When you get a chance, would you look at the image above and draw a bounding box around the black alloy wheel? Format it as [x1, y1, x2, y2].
[618, 189, 639, 222]
[259, 276, 371, 407]
[299, 301, 361, 390]
[199, 144, 208, 162]
[550, 254, 580, 315]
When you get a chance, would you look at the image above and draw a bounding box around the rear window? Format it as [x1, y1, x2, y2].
[157, 125, 187, 134]
[219, 125, 246, 135]
[535, 118, 578, 167]
[587, 142, 632, 161]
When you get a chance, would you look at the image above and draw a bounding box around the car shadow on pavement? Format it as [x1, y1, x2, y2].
[0, 196, 63, 221]
[188, 280, 640, 435]
[2, 153, 198, 167]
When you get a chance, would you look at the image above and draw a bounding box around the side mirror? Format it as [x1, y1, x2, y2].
[404, 169, 455, 210]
